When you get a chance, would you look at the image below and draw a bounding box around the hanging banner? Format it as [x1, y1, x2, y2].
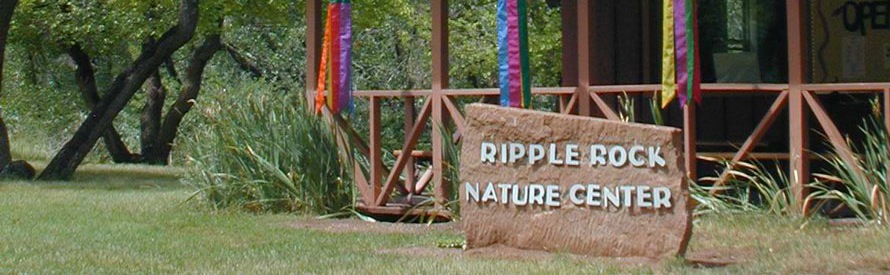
[497, 0, 531, 108]
[661, 0, 701, 108]
[316, 0, 353, 114]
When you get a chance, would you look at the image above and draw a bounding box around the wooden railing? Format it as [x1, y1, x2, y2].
[331, 82, 890, 217]
[304, 0, 890, 217]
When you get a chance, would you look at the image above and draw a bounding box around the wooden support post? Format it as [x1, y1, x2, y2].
[404, 97, 416, 194]
[576, 0, 591, 117]
[683, 103, 697, 181]
[787, 0, 809, 212]
[305, 0, 322, 106]
[431, 0, 449, 205]
[369, 97, 382, 202]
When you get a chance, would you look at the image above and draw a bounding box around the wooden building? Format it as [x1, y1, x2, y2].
[303, 0, 890, 217]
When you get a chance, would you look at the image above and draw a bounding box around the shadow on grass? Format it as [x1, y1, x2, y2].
[22, 163, 188, 191]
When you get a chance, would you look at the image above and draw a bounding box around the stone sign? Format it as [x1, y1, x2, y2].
[459, 104, 692, 259]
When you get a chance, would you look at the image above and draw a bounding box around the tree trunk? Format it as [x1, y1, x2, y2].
[141, 71, 166, 164]
[0, 0, 19, 169]
[153, 34, 222, 164]
[38, 0, 199, 180]
[68, 45, 140, 163]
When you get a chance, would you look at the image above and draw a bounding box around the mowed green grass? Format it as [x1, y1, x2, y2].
[1, 164, 889, 273]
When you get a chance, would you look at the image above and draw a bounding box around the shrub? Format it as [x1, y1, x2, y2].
[809, 102, 889, 225]
[183, 81, 353, 214]
[696, 160, 799, 216]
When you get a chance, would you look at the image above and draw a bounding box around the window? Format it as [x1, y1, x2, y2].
[726, 0, 752, 52]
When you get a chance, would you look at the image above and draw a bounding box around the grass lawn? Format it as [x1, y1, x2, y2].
[1, 164, 890, 273]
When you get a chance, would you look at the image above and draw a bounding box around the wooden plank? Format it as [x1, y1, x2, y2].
[590, 93, 621, 120]
[711, 91, 789, 192]
[562, 93, 578, 114]
[353, 162, 374, 204]
[802, 83, 890, 91]
[393, 150, 433, 158]
[698, 152, 812, 161]
[353, 90, 433, 97]
[684, 103, 697, 180]
[369, 97, 382, 199]
[404, 97, 416, 195]
[349, 84, 788, 99]
[414, 168, 434, 194]
[354, 203, 452, 220]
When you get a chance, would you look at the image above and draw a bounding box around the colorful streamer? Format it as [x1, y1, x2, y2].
[660, 0, 676, 108]
[497, 0, 531, 108]
[661, 0, 701, 108]
[316, 0, 353, 114]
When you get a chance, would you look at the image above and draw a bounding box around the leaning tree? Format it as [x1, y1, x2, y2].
[7, 0, 291, 180]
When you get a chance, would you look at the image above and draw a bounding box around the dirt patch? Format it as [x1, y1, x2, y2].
[378, 245, 749, 269]
[293, 218, 744, 270]
[685, 248, 753, 268]
[378, 245, 660, 267]
[849, 256, 890, 273]
[288, 218, 460, 234]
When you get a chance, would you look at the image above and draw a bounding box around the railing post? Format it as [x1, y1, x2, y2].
[684, 103, 697, 181]
[404, 97, 416, 194]
[369, 97, 382, 203]
[576, 0, 591, 116]
[787, 0, 810, 212]
[431, 0, 449, 205]
[305, 0, 322, 106]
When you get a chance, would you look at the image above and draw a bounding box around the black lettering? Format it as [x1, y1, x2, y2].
[833, 0, 890, 35]
[870, 1, 890, 29]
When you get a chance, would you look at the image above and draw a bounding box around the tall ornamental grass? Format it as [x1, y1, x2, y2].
[695, 159, 799, 216]
[183, 82, 353, 214]
[809, 102, 889, 225]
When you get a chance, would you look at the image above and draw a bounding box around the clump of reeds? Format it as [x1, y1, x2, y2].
[183, 81, 353, 214]
[695, 159, 799, 216]
[809, 100, 889, 225]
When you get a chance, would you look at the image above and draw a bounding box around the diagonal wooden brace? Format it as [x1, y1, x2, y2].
[711, 91, 789, 194]
[374, 97, 433, 206]
[802, 91, 869, 185]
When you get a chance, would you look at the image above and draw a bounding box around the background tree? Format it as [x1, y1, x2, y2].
[0, 0, 19, 170]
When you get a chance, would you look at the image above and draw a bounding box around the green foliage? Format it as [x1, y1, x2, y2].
[449, 0, 562, 89]
[618, 92, 634, 123]
[183, 80, 353, 214]
[809, 101, 889, 225]
[695, 160, 799, 216]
